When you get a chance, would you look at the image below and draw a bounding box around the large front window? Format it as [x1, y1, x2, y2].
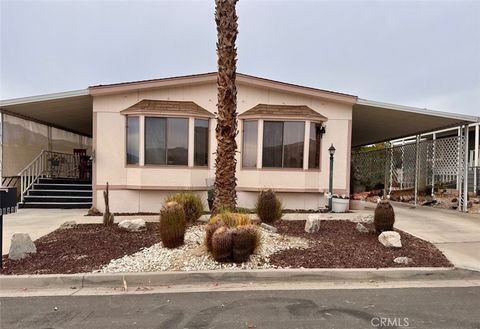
[145, 117, 188, 165]
[262, 121, 305, 168]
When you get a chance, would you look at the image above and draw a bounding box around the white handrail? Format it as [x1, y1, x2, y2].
[18, 150, 80, 203]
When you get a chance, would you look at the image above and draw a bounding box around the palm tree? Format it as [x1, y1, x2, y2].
[212, 0, 239, 212]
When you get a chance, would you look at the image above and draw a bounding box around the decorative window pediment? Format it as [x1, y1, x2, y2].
[121, 99, 214, 118]
[239, 104, 327, 121]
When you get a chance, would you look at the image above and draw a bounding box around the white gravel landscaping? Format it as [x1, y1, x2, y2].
[98, 225, 310, 273]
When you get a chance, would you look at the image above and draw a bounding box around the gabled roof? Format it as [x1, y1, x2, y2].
[120, 99, 214, 118]
[89, 72, 357, 105]
[239, 104, 327, 121]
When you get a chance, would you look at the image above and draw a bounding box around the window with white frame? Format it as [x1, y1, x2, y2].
[194, 119, 209, 166]
[126, 116, 139, 165]
[242, 120, 258, 167]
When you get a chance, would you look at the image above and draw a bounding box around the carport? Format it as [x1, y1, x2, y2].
[352, 99, 478, 212]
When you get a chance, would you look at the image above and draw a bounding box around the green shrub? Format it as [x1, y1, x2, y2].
[374, 199, 395, 233]
[255, 189, 282, 224]
[159, 201, 186, 248]
[166, 192, 204, 223]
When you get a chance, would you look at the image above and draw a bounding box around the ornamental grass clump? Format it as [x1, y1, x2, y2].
[255, 189, 283, 224]
[374, 199, 395, 233]
[159, 201, 186, 248]
[166, 192, 204, 223]
[206, 212, 261, 263]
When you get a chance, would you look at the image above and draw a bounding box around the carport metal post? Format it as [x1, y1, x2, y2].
[414, 135, 420, 206]
[463, 124, 469, 212]
[431, 133, 436, 197]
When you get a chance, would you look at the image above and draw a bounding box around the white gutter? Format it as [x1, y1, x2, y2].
[0, 89, 90, 107]
[357, 98, 479, 123]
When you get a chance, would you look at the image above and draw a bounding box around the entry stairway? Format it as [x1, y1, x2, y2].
[20, 178, 92, 209]
[18, 150, 93, 209]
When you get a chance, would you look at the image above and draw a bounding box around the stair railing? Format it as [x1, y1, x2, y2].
[18, 150, 79, 203]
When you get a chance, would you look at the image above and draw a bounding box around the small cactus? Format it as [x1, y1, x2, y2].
[256, 189, 282, 224]
[211, 226, 233, 262]
[103, 182, 114, 226]
[374, 199, 395, 233]
[232, 225, 259, 263]
[160, 201, 186, 248]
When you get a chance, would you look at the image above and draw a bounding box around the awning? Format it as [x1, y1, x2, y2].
[0, 90, 92, 137]
[352, 99, 478, 147]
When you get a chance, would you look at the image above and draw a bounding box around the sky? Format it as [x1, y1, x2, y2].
[0, 0, 479, 116]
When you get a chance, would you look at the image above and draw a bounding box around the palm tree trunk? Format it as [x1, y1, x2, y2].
[213, 0, 239, 212]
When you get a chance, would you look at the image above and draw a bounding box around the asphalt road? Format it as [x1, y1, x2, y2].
[1, 287, 479, 329]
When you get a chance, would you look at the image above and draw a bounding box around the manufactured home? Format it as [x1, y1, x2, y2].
[1, 73, 478, 212]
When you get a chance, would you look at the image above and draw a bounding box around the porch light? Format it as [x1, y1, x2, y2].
[328, 144, 336, 157]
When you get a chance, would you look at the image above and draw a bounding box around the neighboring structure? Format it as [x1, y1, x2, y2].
[1, 73, 478, 212]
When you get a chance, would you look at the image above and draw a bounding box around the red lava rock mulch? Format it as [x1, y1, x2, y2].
[269, 220, 453, 268]
[1, 223, 160, 275]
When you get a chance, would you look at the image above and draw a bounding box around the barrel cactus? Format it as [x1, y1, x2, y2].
[159, 201, 186, 248]
[374, 199, 395, 233]
[205, 220, 225, 252]
[256, 189, 282, 224]
[211, 226, 233, 262]
[232, 225, 259, 263]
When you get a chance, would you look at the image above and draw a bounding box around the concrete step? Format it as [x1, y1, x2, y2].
[33, 183, 92, 191]
[28, 189, 92, 197]
[19, 202, 92, 209]
[24, 195, 92, 203]
[38, 178, 91, 185]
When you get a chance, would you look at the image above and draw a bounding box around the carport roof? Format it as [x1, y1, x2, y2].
[0, 89, 92, 137]
[0, 73, 478, 142]
[352, 99, 478, 147]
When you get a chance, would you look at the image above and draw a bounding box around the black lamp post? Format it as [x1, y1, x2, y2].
[328, 144, 336, 211]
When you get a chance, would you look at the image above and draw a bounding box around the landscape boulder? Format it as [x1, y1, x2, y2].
[304, 215, 321, 233]
[378, 231, 402, 248]
[59, 221, 77, 230]
[118, 219, 147, 232]
[356, 223, 369, 233]
[9, 233, 37, 260]
[393, 256, 413, 265]
[357, 214, 374, 224]
[260, 223, 278, 233]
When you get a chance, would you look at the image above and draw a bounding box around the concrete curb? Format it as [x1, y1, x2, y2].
[1, 267, 477, 291]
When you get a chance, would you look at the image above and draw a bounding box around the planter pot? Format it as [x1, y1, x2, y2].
[332, 198, 349, 213]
